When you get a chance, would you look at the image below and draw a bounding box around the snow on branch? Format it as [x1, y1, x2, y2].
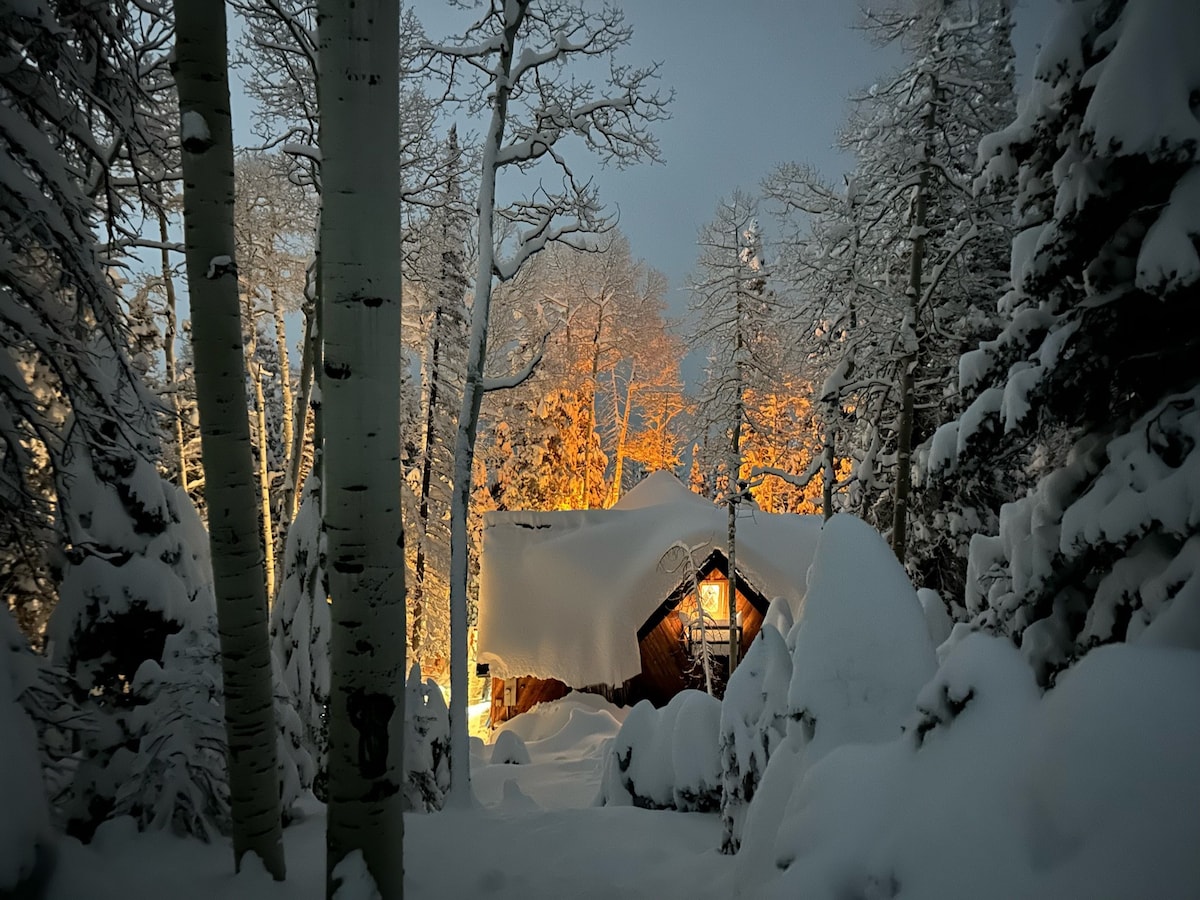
[482, 330, 549, 392]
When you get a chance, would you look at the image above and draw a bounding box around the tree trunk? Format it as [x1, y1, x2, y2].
[284, 255, 320, 522]
[727, 289, 745, 672]
[248, 351, 276, 603]
[171, 0, 284, 880]
[821, 415, 835, 521]
[607, 366, 634, 507]
[158, 203, 187, 494]
[447, 2, 527, 810]
[271, 291, 295, 521]
[317, 0, 406, 896]
[411, 304, 444, 658]
[890, 75, 936, 564]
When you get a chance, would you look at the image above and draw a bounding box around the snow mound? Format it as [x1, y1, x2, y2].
[495, 692, 625, 745]
[741, 635, 1200, 900]
[598, 691, 722, 812]
[490, 730, 531, 765]
[787, 514, 937, 768]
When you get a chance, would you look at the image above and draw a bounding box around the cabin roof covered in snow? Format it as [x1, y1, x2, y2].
[476, 472, 823, 687]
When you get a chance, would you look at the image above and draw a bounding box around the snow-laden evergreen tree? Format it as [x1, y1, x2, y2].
[767, 0, 1016, 596]
[1, 0, 174, 643]
[271, 475, 328, 787]
[402, 663, 450, 813]
[935, 0, 1200, 680]
[46, 413, 229, 842]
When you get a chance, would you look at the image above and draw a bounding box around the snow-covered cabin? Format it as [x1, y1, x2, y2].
[476, 472, 822, 724]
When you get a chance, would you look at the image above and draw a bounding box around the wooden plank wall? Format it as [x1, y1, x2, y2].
[490, 675, 570, 726]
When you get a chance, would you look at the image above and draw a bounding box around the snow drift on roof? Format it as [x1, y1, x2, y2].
[476, 472, 822, 687]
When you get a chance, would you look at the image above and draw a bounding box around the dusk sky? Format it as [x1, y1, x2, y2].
[230, 1, 1056, 329]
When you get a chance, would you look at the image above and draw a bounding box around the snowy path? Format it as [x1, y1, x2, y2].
[45, 696, 738, 900]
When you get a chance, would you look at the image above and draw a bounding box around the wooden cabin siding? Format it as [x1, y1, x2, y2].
[628, 611, 690, 707]
[491, 675, 570, 726]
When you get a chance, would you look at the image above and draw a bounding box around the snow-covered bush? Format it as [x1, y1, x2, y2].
[734, 514, 936, 875]
[1, 609, 55, 896]
[47, 460, 231, 841]
[740, 635, 1200, 900]
[489, 729, 531, 766]
[404, 663, 450, 811]
[118, 619, 229, 840]
[786, 514, 936, 769]
[718, 623, 790, 854]
[598, 690, 722, 812]
[271, 473, 330, 780]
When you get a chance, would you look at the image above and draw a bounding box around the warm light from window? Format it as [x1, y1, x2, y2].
[699, 582, 725, 621]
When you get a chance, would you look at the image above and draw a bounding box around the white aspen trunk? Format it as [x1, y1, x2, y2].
[285, 253, 320, 522]
[158, 204, 187, 494]
[447, 2, 528, 810]
[272, 292, 295, 518]
[171, 0, 285, 879]
[607, 366, 634, 507]
[249, 355, 277, 602]
[316, 1, 406, 897]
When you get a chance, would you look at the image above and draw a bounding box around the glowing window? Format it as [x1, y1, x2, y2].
[698, 582, 726, 621]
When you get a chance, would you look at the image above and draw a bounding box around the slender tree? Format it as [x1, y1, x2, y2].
[429, 1, 668, 805]
[316, 0, 406, 895]
[688, 192, 777, 670]
[172, 0, 285, 879]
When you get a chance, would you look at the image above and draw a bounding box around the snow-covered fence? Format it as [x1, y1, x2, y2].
[597, 690, 722, 812]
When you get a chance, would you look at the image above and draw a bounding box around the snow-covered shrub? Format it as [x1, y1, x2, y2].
[271, 473, 330, 781]
[47, 461, 230, 841]
[735, 514, 936, 878]
[760, 634, 1039, 898]
[718, 623, 790, 854]
[489, 730, 531, 767]
[918, 588, 953, 648]
[598, 690, 722, 812]
[741, 635, 1200, 900]
[404, 663, 450, 810]
[0, 609, 55, 896]
[117, 619, 229, 840]
[786, 515, 936, 769]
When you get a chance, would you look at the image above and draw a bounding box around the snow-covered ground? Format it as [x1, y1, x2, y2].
[42, 694, 737, 900]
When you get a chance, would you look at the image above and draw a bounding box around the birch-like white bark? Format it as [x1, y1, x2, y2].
[316, 0, 406, 896]
[171, 0, 284, 880]
[447, 1, 528, 810]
